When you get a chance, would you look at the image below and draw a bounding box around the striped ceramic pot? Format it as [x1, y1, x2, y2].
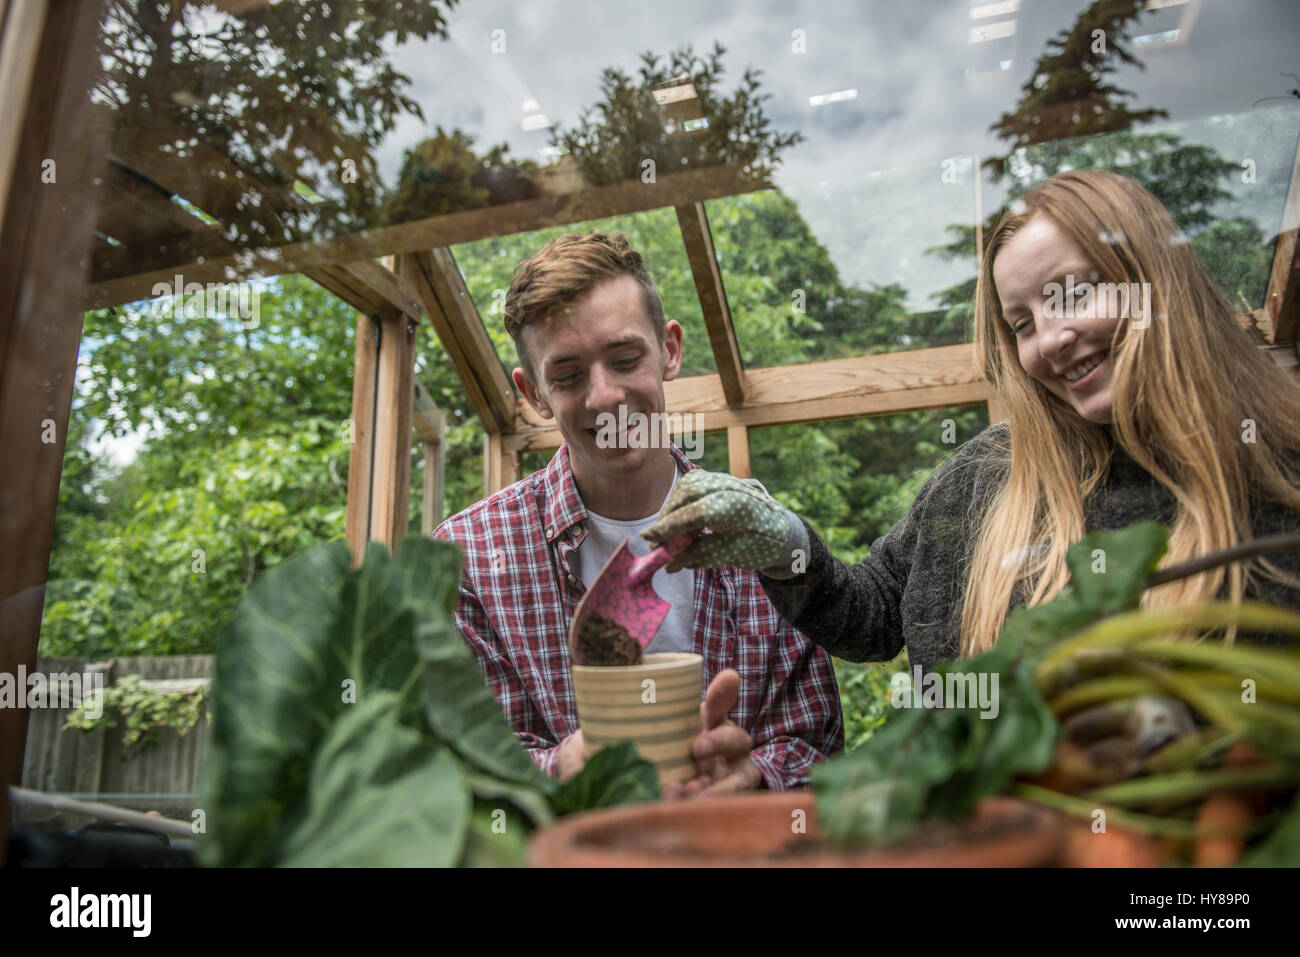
[571, 652, 703, 785]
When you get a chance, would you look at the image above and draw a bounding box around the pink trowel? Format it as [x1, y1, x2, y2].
[567, 531, 702, 662]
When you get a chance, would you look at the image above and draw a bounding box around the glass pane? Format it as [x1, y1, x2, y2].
[709, 163, 979, 368]
[749, 404, 990, 563]
[89, 0, 1299, 310]
[993, 108, 1300, 312]
[453, 207, 715, 385]
[45, 276, 356, 662]
[519, 430, 727, 479]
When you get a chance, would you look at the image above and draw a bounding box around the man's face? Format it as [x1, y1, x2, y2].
[993, 213, 1122, 425]
[513, 274, 683, 484]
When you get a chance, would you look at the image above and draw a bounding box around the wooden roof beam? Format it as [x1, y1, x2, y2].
[406, 248, 515, 433]
[303, 259, 423, 320]
[504, 307, 1295, 451]
[86, 163, 772, 310]
[676, 200, 746, 406]
[105, 109, 312, 231]
[93, 161, 224, 248]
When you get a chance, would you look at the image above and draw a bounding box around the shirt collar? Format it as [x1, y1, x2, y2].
[538, 443, 699, 543]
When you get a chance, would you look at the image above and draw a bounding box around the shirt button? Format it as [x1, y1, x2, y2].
[546, 526, 555, 540]
[566, 574, 578, 585]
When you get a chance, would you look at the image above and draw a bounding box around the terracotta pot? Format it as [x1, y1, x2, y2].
[571, 652, 703, 786]
[528, 791, 1065, 867]
[1058, 820, 1162, 867]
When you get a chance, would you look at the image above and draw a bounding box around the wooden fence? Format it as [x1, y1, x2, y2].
[20, 655, 212, 799]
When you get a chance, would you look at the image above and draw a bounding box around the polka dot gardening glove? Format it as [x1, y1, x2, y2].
[640, 470, 792, 572]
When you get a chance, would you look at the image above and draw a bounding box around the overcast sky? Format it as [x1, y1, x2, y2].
[379, 0, 1299, 182]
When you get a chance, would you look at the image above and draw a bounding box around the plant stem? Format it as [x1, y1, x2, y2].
[1086, 766, 1300, 807]
[1146, 532, 1300, 589]
[1132, 641, 1300, 689]
[1012, 783, 1236, 838]
[1036, 602, 1300, 693]
[1050, 675, 1157, 715]
[1142, 729, 1235, 775]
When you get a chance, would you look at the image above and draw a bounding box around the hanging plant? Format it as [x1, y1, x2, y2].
[65, 674, 209, 749]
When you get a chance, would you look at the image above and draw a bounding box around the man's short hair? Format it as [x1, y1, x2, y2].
[504, 230, 666, 379]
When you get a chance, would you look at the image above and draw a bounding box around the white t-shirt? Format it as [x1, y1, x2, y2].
[576, 471, 697, 654]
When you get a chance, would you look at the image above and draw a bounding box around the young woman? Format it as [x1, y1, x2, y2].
[643, 169, 1300, 672]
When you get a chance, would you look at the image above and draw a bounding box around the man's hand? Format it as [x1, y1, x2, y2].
[556, 729, 588, 782]
[640, 470, 791, 572]
[663, 669, 763, 800]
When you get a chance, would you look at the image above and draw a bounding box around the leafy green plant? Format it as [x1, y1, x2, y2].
[65, 673, 208, 749]
[197, 535, 658, 868]
[813, 521, 1300, 865]
[834, 655, 907, 752]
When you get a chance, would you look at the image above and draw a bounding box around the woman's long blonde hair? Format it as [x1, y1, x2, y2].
[963, 168, 1300, 655]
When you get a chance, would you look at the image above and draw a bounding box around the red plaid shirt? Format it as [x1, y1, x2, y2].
[433, 443, 843, 789]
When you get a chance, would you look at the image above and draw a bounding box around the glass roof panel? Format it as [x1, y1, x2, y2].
[451, 206, 715, 390]
[90, 0, 1300, 374]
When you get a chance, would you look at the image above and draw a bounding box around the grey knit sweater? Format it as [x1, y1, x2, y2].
[758, 422, 1300, 673]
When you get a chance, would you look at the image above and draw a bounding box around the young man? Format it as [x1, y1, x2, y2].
[434, 230, 842, 795]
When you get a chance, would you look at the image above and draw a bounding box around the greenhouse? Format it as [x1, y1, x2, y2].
[2, 0, 1299, 882]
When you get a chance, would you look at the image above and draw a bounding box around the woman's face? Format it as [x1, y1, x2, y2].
[992, 213, 1122, 425]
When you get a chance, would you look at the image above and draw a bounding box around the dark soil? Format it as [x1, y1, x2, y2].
[576, 615, 642, 666]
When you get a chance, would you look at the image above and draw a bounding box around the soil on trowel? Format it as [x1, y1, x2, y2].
[576, 614, 643, 666]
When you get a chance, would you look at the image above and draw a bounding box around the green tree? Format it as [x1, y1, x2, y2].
[983, 0, 1166, 184]
[98, 0, 461, 245]
[49, 272, 486, 658]
[552, 42, 803, 188]
[386, 127, 540, 225]
[930, 1, 1262, 319]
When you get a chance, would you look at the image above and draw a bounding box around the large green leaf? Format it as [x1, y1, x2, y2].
[1068, 522, 1168, 617]
[812, 708, 955, 844]
[814, 643, 1055, 845]
[998, 523, 1169, 665]
[925, 658, 1057, 821]
[464, 771, 555, 830]
[1240, 791, 1300, 866]
[199, 535, 678, 866]
[459, 802, 531, 868]
[278, 692, 471, 867]
[394, 536, 557, 789]
[198, 537, 463, 866]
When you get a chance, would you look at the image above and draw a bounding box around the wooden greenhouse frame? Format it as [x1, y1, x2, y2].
[2, 0, 1299, 858]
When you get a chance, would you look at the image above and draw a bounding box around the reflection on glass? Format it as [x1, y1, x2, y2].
[709, 161, 979, 369]
[89, 0, 1299, 334]
[997, 109, 1300, 312]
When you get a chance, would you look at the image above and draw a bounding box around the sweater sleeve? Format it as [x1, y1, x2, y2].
[757, 425, 1007, 667]
[757, 512, 916, 663]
